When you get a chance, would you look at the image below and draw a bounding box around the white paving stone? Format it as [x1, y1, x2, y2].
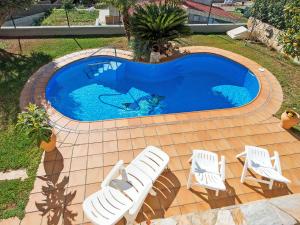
[215, 210, 235, 225]
[240, 201, 297, 225]
[269, 194, 300, 222]
[0, 169, 28, 181]
[145, 194, 300, 225]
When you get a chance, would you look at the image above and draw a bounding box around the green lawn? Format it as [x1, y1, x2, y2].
[38, 9, 98, 26]
[0, 35, 299, 219]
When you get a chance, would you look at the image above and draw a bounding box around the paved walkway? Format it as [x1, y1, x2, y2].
[6, 47, 300, 225]
[142, 194, 300, 225]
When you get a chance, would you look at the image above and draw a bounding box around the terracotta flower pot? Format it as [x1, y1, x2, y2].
[40, 132, 57, 152]
[280, 110, 300, 129]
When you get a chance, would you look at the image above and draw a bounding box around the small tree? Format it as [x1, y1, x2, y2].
[0, 0, 36, 26]
[130, 3, 190, 60]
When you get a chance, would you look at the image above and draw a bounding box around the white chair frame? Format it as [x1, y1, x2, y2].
[236, 146, 290, 189]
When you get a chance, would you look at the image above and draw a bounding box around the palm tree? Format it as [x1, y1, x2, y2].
[102, 0, 137, 41]
[130, 3, 190, 55]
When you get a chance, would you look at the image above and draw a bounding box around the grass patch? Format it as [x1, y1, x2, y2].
[38, 9, 98, 26]
[0, 35, 299, 220]
[0, 128, 41, 219]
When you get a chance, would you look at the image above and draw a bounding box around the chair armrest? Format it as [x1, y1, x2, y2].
[272, 151, 282, 174]
[219, 156, 226, 181]
[101, 160, 124, 188]
[236, 151, 246, 158]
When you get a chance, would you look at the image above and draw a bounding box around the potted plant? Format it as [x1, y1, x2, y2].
[280, 109, 300, 129]
[16, 103, 56, 152]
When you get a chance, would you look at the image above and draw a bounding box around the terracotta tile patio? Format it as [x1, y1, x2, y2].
[12, 47, 300, 225]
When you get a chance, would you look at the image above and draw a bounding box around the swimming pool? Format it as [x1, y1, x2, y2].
[46, 53, 259, 121]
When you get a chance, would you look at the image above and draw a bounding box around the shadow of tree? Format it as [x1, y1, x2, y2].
[35, 149, 77, 225]
[0, 49, 52, 128]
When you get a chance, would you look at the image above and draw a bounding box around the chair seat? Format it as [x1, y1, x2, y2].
[83, 186, 133, 225]
[251, 165, 290, 183]
[188, 150, 226, 195]
[194, 172, 226, 191]
[237, 146, 291, 189]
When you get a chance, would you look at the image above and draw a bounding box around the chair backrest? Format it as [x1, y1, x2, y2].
[110, 163, 153, 215]
[192, 150, 219, 173]
[245, 145, 272, 167]
[131, 146, 169, 181]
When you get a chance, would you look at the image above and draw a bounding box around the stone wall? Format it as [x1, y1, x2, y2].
[247, 17, 284, 53]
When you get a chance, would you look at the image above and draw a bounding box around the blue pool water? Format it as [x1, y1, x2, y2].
[46, 54, 259, 121]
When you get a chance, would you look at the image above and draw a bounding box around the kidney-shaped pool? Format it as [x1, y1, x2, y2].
[46, 53, 260, 121]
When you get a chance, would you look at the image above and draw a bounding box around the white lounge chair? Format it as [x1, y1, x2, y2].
[83, 160, 153, 225]
[83, 146, 170, 225]
[236, 145, 291, 189]
[131, 145, 170, 182]
[227, 26, 249, 40]
[187, 150, 226, 196]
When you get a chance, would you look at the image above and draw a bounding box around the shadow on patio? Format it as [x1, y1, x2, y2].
[35, 149, 77, 225]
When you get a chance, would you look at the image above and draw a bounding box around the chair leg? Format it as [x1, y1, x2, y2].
[236, 151, 246, 159]
[149, 188, 157, 196]
[240, 161, 248, 183]
[124, 214, 135, 225]
[187, 172, 192, 189]
[269, 180, 274, 189]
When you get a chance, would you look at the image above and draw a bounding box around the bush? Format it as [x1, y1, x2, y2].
[250, 0, 286, 29]
[16, 103, 52, 145]
[279, 0, 300, 59]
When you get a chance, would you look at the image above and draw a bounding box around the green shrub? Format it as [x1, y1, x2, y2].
[250, 0, 286, 29]
[279, 0, 300, 59]
[16, 103, 52, 145]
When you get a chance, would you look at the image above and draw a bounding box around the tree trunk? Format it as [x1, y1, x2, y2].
[122, 9, 131, 42]
[0, 9, 13, 27]
[65, 10, 70, 27]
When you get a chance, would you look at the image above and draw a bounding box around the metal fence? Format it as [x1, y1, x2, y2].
[1, 1, 251, 28]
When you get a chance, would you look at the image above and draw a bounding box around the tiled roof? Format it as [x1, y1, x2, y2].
[183, 0, 238, 20]
[129, 0, 238, 21]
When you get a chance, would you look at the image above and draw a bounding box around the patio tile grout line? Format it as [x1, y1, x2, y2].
[63, 126, 80, 224]
[58, 120, 285, 146]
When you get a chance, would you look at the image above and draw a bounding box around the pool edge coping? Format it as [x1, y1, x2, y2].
[19, 46, 283, 133]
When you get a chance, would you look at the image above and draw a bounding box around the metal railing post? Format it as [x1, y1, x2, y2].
[207, 0, 213, 25]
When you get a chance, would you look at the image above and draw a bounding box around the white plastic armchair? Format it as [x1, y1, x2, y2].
[236, 145, 291, 189]
[187, 150, 226, 196]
